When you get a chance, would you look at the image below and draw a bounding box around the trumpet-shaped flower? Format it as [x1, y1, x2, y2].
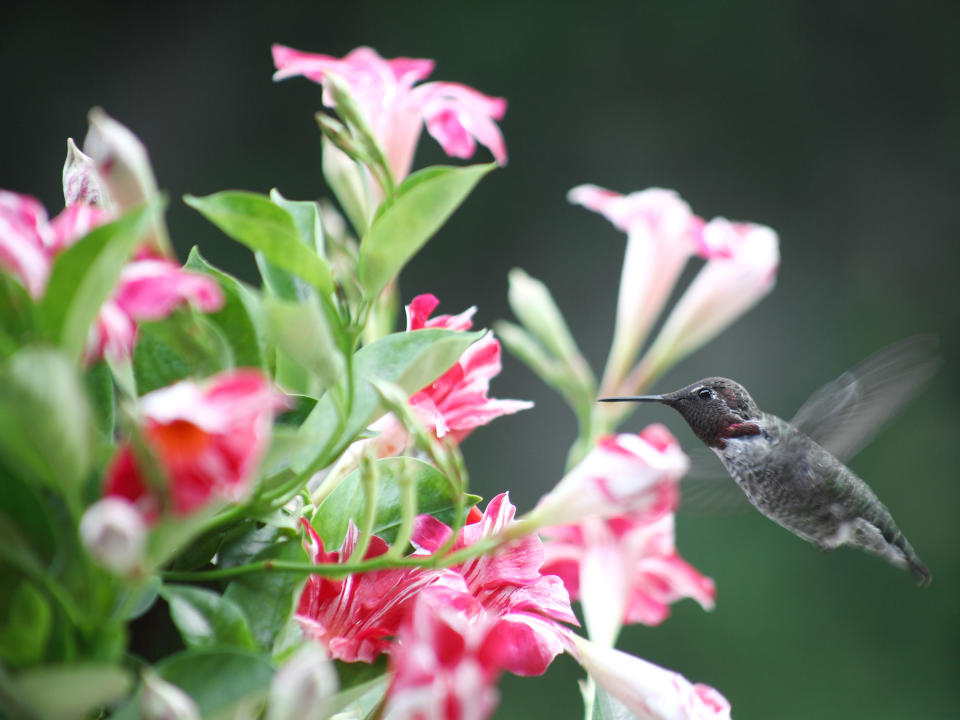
[369, 294, 532, 455]
[568, 185, 705, 391]
[542, 500, 715, 647]
[384, 589, 503, 720]
[574, 636, 731, 720]
[412, 493, 577, 676]
[635, 217, 779, 386]
[104, 370, 288, 521]
[272, 45, 507, 182]
[295, 519, 463, 663]
[534, 425, 689, 528]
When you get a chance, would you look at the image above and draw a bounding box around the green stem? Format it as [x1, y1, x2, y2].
[385, 460, 418, 560]
[349, 453, 379, 563]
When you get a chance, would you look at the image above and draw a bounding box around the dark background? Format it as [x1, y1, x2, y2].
[3, 1, 959, 718]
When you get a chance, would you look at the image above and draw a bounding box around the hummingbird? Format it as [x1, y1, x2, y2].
[599, 336, 938, 585]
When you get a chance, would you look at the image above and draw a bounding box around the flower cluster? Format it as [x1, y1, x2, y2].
[0, 39, 777, 720]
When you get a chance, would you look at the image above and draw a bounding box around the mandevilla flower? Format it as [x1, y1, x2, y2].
[574, 636, 731, 720]
[635, 217, 779, 384]
[104, 370, 288, 521]
[384, 589, 503, 720]
[296, 519, 461, 663]
[412, 493, 578, 676]
[542, 497, 715, 648]
[0, 190, 53, 298]
[568, 185, 704, 392]
[533, 425, 689, 528]
[86, 251, 225, 362]
[272, 45, 507, 182]
[369, 294, 533, 456]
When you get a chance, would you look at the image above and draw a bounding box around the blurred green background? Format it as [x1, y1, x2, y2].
[2, 1, 958, 718]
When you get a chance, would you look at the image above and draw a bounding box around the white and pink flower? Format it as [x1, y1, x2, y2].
[574, 636, 731, 720]
[384, 590, 503, 720]
[534, 425, 689, 528]
[103, 370, 288, 521]
[272, 45, 507, 182]
[412, 493, 577, 677]
[369, 294, 533, 455]
[542, 494, 715, 647]
[295, 519, 462, 664]
[0, 190, 54, 298]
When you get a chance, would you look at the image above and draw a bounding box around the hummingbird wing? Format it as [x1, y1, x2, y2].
[678, 446, 753, 514]
[789, 335, 940, 462]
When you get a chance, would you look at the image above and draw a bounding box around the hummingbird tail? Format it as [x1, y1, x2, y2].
[907, 556, 932, 587]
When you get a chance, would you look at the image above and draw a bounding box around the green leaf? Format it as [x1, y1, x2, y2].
[593, 686, 635, 720]
[264, 297, 344, 396]
[10, 663, 133, 720]
[313, 457, 470, 548]
[0, 347, 94, 490]
[358, 162, 496, 297]
[224, 536, 309, 651]
[133, 309, 233, 394]
[0, 580, 52, 666]
[185, 191, 334, 296]
[291, 328, 483, 473]
[270, 189, 325, 255]
[37, 204, 152, 362]
[160, 585, 258, 651]
[185, 247, 265, 368]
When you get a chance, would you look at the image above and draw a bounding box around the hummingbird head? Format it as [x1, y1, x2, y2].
[600, 377, 762, 448]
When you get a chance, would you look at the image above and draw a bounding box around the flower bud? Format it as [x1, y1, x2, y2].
[79, 497, 146, 575]
[574, 636, 731, 720]
[141, 672, 200, 720]
[266, 643, 338, 720]
[62, 137, 106, 207]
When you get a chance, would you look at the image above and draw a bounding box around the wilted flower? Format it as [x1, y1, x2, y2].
[141, 672, 200, 720]
[266, 643, 338, 720]
[574, 636, 731, 720]
[412, 493, 577, 676]
[533, 425, 688, 528]
[103, 370, 288, 521]
[296, 519, 461, 663]
[384, 589, 502, 720]
[542, 502, 715, 647]
[272, 45, 507, 182]
[78, 497, 147, 575]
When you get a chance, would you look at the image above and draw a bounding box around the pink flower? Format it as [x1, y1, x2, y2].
[103, 370, 288, 521]
[272, 45, 507, 181]
[295, 519, 461, 663]
[574, 636, 731, 720]
[0, 190, 55, 298]
[369, 294, 532, 455]
[384, 590, 502, 720]
[631, 217, 779, 387]
[542, 498, 715, 647]
[534, 425, 689, 528]
[86, 253, 225, 362]
[412, 493, 578, 676]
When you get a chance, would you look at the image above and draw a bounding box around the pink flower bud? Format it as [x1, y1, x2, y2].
[62, 137, 106, 208]
[78, 497, 146, 575]
[574, 636, 731, 720]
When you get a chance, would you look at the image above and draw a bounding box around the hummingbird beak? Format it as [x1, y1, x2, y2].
[597, 395, 666, 403]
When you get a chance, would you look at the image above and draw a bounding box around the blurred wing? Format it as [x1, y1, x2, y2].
[678, 446, 751, 514]
[790, 335, 940, 462]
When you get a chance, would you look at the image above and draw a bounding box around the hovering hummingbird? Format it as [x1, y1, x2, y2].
[600, 336, 938, 585]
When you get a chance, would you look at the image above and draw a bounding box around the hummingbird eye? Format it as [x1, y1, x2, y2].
[697, 388, 713, 400]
